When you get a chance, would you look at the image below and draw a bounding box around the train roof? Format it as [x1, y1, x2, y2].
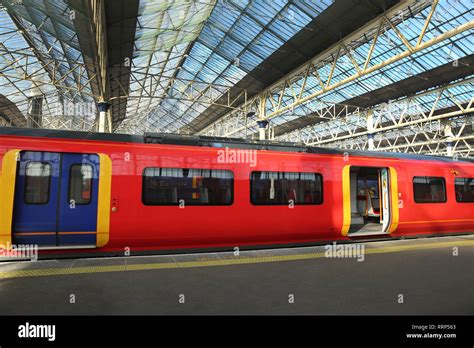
[1, 126, 473, 164]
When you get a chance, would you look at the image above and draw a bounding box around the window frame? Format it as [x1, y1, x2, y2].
[141, 167, 234, 206]
[250, 171, 324, 206]
[68, 163, 94, 205]
[23, 161, 52, 205]
[412, 176, 447, 204]
[454, 177, 474, 203]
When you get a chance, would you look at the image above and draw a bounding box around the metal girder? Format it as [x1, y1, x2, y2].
[129, 3, 191, 119]
[272, 76, 473, 159]
[201, 100, 366, 140]
[114, 78, 250, 134]
[182, 0, 400, 134]
[1, 0, 96, 100]
[0, 46, 97, 98]
[277, 77, 474, 146]
[110, 0, 214, 132]
[199, 0, 474, 138]
[328, 131, 474, 158]
[0, 0, 103, 132]
[7, 12, 77, 101]
[112, 74, 250, 110]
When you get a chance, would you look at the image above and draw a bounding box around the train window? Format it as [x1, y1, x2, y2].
[455, 177, 474, 203]
[251, 171, 323, 205]
[24, 162, 51, 204]
[142, 168, 233, 205]
[69, 164, 93, 204]
[413, 176, 446, 203]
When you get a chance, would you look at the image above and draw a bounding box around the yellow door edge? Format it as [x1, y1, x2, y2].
[388, 167, 399, 234]
[96, 153, 112, 247]
[341, 165, 351, 236]
[0, 149, 20, 249]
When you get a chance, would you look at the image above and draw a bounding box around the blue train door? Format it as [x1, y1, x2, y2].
[13, 151, 100, 247]
[57, 153, 100, 245]
[12, 152, 60, 246]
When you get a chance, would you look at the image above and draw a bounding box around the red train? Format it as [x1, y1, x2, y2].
[0, 127, 473, 257]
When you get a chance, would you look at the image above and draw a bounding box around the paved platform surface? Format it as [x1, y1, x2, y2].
[0, 235, 473, 315]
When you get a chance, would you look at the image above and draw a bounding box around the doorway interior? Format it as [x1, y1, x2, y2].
[348, 166, 391, 235]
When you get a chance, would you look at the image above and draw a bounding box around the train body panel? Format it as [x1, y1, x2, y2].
[0, 130, 473, 256]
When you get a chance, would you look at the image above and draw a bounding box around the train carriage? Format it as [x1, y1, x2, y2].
[0, 127, 473, 257]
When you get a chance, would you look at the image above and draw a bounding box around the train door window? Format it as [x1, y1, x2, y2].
[250, 171, 323, 205]
[142, 167, 234, 205]
[455, 177, 474, 203]
[68, 164, 93, 204]
[413, 176, 446, 203]
[24, 162, 51, 204]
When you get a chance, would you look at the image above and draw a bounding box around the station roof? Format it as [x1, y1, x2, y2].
[0, 0, 472, 157]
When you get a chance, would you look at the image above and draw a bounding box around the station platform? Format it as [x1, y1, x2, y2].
[0, 235, 473, 315]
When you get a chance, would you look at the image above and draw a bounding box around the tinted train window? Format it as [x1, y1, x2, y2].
[455, 177, 474, 203]
[142, 168, 233, 205]
[251, 171, 323, 205]
[413, 176, 446, 203]
[69, 164, 93, 204]
[24, 162, 51, 204]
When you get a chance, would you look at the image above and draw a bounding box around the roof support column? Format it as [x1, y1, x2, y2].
[257, 93, 268, 140]
[446, 142, 453, 157]
[27, 96, 43, 129]
[97, 102, 111, 133]
[257, 120, 269, 140]
[444, 124, 455, 157]
[367, 110, 375, 150]
[90, 0, 110, 132]
[27, 81, 43, 128]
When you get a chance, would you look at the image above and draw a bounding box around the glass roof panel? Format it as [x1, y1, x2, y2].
[144, 0, 333, 132]
[264, 0, 473, 133]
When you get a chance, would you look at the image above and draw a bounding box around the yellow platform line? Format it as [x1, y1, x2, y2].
[0, 239, 473, 280]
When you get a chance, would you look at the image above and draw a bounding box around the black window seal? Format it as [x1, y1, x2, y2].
[23, 161, 52, 205]
[250, 171, 324, 206]
[141, 167, 234, 206]
[454, 177, 474, 203]
[68, 163, 94, 206]
[413, 176, 447, 204]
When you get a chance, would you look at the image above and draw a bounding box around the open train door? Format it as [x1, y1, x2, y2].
[343, 166, 398, 236]
[379, 168, 391, 233]
[8, 151, 111, 249]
